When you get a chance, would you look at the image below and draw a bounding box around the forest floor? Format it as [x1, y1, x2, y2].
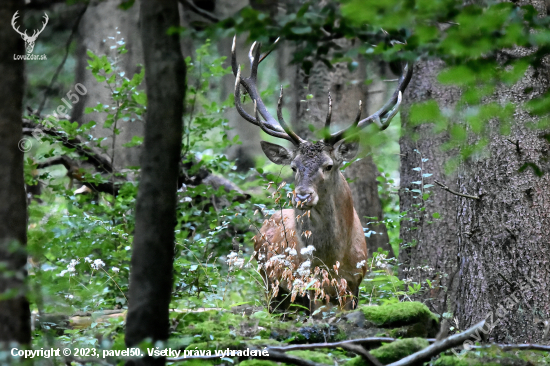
[38, 301, 550, 365]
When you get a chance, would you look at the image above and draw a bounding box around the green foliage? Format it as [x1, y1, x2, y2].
[24, 36, 271, 361]
[370, 337, 429, 364]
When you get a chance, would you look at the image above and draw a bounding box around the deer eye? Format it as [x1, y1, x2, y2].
[325, 165, 333, 172]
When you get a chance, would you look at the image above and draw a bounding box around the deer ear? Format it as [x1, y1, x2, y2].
[260, 141, 293, 165]
[334, 140, 359, 161]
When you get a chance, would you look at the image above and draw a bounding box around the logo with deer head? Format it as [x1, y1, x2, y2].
[11, 11, 48, 54]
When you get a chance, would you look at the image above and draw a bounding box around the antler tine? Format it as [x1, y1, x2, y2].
[324, 92, 333, 130]
[250, 41, 261, 81]
[278, 86, 306, 145]
[253, 100, 297, 143]
[231, 35, 239, 76]
[352, 100, 362, 128]
[259, 37, 280, 64]
[325, 61, 413, 144]
[233, 66, 260, 125]
[232, 39, 306, 145]
[11, 11, 25, 36]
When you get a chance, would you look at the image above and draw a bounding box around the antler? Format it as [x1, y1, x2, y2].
[11, 11, 26, 37]
[11, 11, 49, 40]
[32, 13, 49, 39]
[324, 61, 413, 145]
[232, 36, 306, 146]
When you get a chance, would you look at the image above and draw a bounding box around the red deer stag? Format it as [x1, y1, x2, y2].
[231, 37, 412, 311]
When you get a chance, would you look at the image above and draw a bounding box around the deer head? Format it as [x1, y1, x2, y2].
[12, 11, 49, 54]
[232, 36, 412, 210]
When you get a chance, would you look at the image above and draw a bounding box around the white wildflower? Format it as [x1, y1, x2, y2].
[57, 270, 68, 277]
[300, 245, 316, 256]
[112, 267, 120, 273]
[297, 260, 311, 277]
[91, 259, 105, 270]
[65, 294, 74, 299]
[84, 257, 92, 263]
[292, 279, 303, 288]
[285, 248, 297, 256]
[356, 260, 366, 269]
[233, 258, 244, 268]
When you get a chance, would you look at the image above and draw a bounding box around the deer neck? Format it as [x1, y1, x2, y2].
[295, 172, 356, 254]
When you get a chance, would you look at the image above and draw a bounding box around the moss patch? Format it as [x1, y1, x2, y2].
[370, 337, 429, 364]
[360, 301, 438, 327]
[238, 360, 280, 366]
[287, 350, 333, 364]
[434, 351, 542, 366]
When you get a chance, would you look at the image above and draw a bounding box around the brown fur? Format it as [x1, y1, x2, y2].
[253, 141, 368, 310]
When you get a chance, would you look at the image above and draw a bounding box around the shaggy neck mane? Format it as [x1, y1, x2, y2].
[295, 171, 356, 257]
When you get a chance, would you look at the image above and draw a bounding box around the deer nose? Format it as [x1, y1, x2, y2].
[295, 193, 311, 203]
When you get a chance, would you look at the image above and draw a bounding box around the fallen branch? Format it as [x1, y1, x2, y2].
[340, 344, 383, 366]
[386, 320, 485, 366]
[268, 337, 407, 352]
[468, 343, 550, 352]
[434, 180, 480, 200]
[23, 118, 113, 174]
[23, 119, 249, 200]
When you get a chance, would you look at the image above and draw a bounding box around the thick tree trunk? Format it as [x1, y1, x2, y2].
[399, 60, 461, 315]
[456, 1, 550, 341]
[125, 0, 185, 364]
[72, 0, 144, 169]
[293, 45, 393, 257]
[0, 0, 31, 346]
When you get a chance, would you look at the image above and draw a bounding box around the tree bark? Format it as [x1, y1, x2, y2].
[293, 41, 393, 257]
[125, 0, 185, 364]
[72, 0, 144, 169]
[0, 0, 31, 346]
[455, 0, 550, 343]
[398, 60, 461, 314]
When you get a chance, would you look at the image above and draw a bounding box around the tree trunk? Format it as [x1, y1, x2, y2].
[455, 0, 550, 342]
[293, 41, 393, 257]
[125, 0, 185, 364]
[72, 0, 144, 169]
[399, 60, 461, 315]
[0, 0, 31, 346]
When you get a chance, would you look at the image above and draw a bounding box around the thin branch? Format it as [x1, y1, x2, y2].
[36, 156, 76, 171]
[37, 3, 89, 115]
[22, 118, 113, 174]
[268, 337, 411, 352]
[469, 343, 550, 352]
[340, 344, 383, 366]
[386, 320, 486, 366]
[434, 180, 480, 200]
[178, 0, 219, 22]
